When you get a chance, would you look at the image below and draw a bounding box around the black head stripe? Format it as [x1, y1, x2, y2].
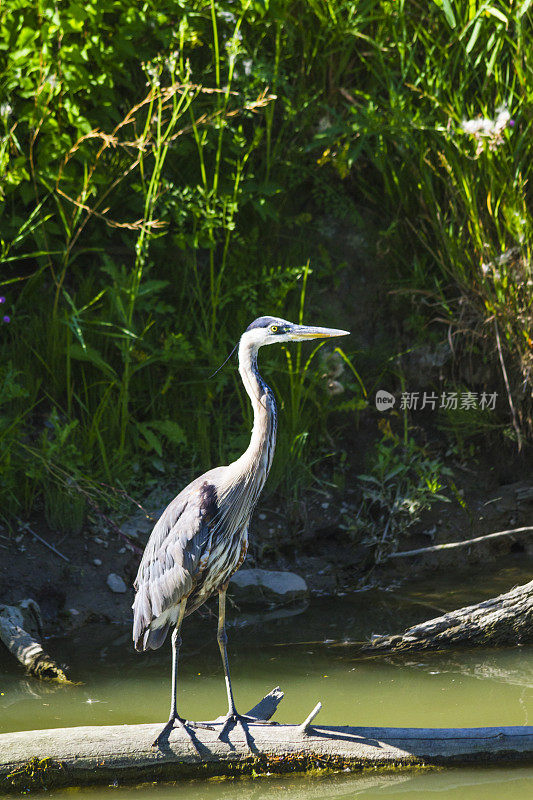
[246, 316, 290, 332]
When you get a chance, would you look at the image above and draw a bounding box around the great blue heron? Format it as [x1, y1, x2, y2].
[132, 316, 349, 746]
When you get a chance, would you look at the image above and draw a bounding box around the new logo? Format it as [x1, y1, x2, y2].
[375, 390, 395, 411]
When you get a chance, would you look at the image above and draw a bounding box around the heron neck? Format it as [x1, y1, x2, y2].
[237, 338, 277, 481]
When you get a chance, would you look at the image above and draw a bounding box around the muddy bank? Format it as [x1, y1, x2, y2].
[0, 465, 532, 647]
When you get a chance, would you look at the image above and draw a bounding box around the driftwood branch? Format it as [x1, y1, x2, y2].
[364, 579, 533, 654]
[0, 601, 70, 683]
[388, 526, 533, 560]
[1, 688, 533, 794]
[17, 521, 70, 562]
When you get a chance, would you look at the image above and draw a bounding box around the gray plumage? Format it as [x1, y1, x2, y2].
[131, 316, 349, 745]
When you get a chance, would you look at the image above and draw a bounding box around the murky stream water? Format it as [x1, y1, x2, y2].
[1, 559, 532, 798]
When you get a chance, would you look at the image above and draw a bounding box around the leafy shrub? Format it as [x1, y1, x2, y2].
[351, 420, 451, 563]
[1, 0, 530, 527]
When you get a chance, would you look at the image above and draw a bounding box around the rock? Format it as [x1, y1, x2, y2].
[93, 558, 102, 566]
[93, 537, 108, 549]
[106, 573, 127, 594]
[229, 569, 308, 607]
[120, 514, 156, 547]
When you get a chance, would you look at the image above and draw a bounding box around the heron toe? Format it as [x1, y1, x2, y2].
[217, 711, 276, 744]
[152, 715, 203, 752]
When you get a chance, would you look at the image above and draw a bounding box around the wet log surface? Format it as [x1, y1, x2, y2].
[0, 600, 69, 682]
[364, 580, 533, 654]
[1, 689, 533, 794]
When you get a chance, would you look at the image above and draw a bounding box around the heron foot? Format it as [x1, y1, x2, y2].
[217, 711, 275, 749]
[152, 715, 213, 751]
[218, 712, 255, 750]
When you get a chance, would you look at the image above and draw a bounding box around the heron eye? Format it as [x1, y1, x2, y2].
[270, 325, 278, 333]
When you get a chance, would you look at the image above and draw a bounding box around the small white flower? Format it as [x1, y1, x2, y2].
[219, 11, 236, 24]
[461, 104, 511, 155]
[0, 102, 12, 118]
[143, 61, 160, 86]
[242, 59, 252, 76]
[165, 50, 179, 73]
[494, 104, 511, 129]
[225, 32, 242, 62]
[462, 105, 510, 136]
[327, 380, 345, 396]
[462, 118, 492, 135]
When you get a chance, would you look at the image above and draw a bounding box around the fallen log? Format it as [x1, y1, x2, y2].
[364, 579, 533, 654]
[0, 600, 70, 683]
[1, 688, 533, 794]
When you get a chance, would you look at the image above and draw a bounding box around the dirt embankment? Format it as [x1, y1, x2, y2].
[1, 458, 532, 645]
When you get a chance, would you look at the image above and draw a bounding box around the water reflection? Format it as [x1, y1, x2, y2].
[1, 567, 533, 799]
[26, 766, 533, 800]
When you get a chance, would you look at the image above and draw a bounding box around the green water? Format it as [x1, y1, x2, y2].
[1, 562, 532, 798]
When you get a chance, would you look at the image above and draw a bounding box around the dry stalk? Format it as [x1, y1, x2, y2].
[494, 318, 523, 450]
[53, 85, 275, 241]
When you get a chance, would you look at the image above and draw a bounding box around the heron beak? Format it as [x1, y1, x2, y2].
[288, 325, 350, 341]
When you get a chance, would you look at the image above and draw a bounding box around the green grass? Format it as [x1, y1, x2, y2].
[350, 418, 452, 564]
[315, 0, 532, 439]
[0, 0, 531, 527]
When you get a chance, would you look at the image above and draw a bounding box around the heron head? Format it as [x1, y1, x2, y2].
[243, 316, 350, 348]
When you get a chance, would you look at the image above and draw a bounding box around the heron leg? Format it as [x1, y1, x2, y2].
[217, 587, 237, 717]
[168, 621, 183, 720]
[152, 601, 210, 751]
[216, 588, 266, 749]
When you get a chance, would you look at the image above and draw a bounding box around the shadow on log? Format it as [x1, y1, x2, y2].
[364, 580, 533, 654]
[1, 688, 533, 794]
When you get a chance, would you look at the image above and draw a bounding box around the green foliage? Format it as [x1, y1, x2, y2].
[0, 0, 531, 525]
[24, 408, 86, 522]
[0, 0, 361, 517]
[313, 0, 533, 435]
[438, 389, 504, 458]
[266, 261, 367, 498]
[0, 363, 30, 513]
[350, 420, 451, 563]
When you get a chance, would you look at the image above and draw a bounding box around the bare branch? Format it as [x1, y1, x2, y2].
[494, 318, 522, 450]
[388, 526, 533, 560]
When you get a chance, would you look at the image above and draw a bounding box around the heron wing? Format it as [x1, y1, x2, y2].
[132, 476, 219, 650]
